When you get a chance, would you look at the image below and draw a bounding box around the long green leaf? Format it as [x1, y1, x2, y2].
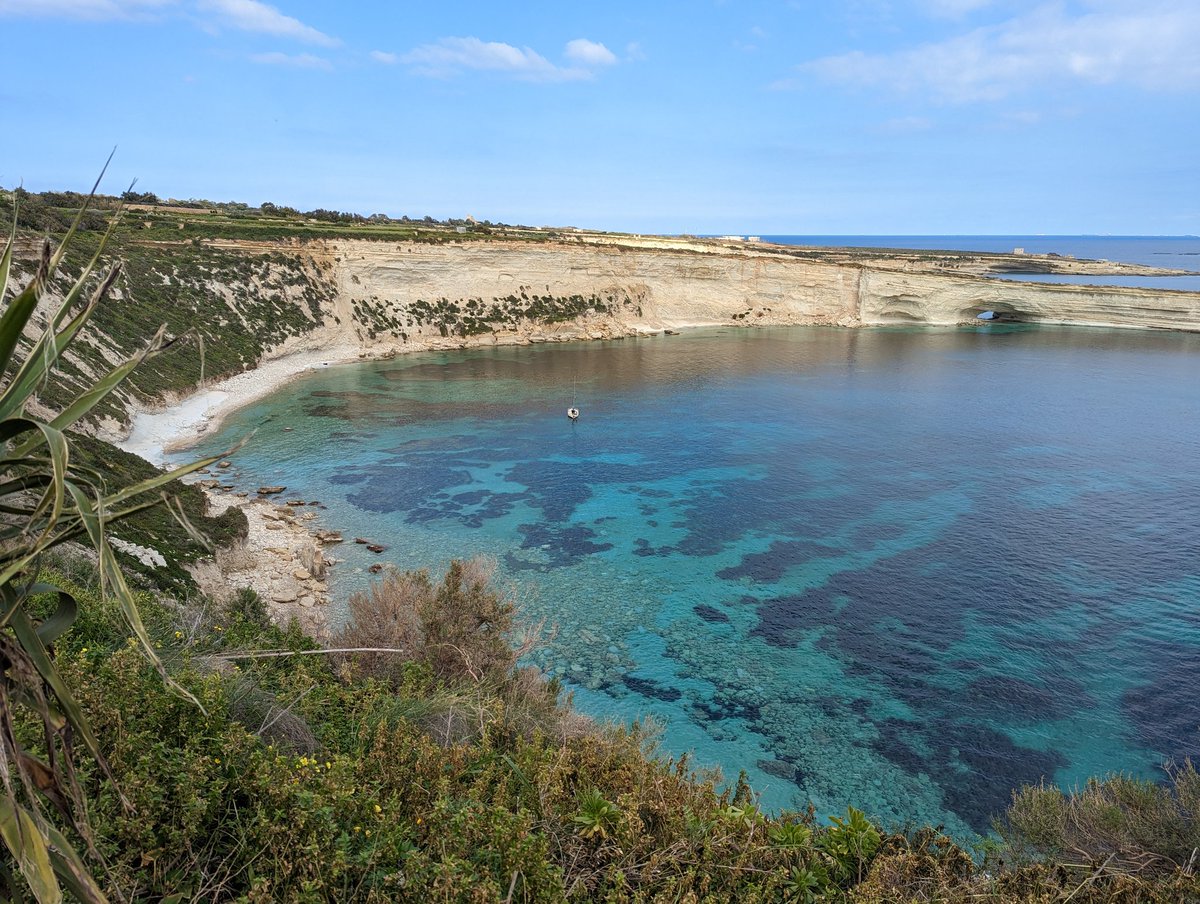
[0, 287, 40, 386]
[0, 267, 119, 423]
[0, 798, 62, 904]
[0, 192, 14, 301]
[65, 483, 205, 714]
[42, 822, 108, 904]
[39, 323, 165, 438]
[101, 449, 226, 509]
[8, 606, 107, 774]
[25, 582, 78, 645]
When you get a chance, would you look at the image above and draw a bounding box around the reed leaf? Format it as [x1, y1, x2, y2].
[0, 799, 61, 904]
[0, 174, 218, 899]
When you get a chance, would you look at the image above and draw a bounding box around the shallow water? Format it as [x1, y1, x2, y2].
[179, 325, 1200, 837]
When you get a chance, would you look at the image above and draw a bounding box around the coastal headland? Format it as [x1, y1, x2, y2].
[10, 223, 1200, 637]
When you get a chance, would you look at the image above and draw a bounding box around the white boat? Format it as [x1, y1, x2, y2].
[567, 377, 580, 420]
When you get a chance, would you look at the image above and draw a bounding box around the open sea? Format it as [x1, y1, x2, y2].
[762, 235, 1200, 292]
[179, 319, 1200, 839]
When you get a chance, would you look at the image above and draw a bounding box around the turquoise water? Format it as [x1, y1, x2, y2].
[178, 325, 1200, 838]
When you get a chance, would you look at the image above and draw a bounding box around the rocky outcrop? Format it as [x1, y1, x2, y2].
[320, 238, 1200, 342]
[857, 268, 1200, 329]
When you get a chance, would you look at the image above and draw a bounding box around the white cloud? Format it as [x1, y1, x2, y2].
[564, 38, 616, 67]
[802, 1, 1200, 102]
[402, 36, 618, 81]
[250, 50, 331, 69]
[0, 0, 174, 18]
[370, 50, 398, 65]
[198, 0, 337, 46]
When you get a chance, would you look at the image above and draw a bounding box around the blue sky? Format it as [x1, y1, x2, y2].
[2, 0, 1197, 234]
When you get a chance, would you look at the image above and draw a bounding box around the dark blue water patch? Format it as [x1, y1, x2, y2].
[633, 538, 674, 558]
[851, 521, 914, 548]
[517, 522, 614, 567]
[340, 461, 477, 518]
[451, 490, 491, 505]
[871, 717, 1067, 834]
[751, 593, 839, 644]
[623, 674, 683, 702]
[717, 539, 845, 584]
[504, 454, 732, 526]
[1121, 644, 1200, 762]
[759, 758, 802, 782]
[693, 604, 731, 624]
[961, 675, 1092, 724]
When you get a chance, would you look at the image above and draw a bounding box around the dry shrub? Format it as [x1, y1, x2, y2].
[998, 761, 1200, 879]
[334, 566, 427, 683]
[334, 557, 534, 685]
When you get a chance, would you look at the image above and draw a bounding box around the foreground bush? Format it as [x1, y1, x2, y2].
[6, 560, 1194, 902]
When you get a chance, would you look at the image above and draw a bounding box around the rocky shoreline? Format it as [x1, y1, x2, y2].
[189, 485, 341, 639]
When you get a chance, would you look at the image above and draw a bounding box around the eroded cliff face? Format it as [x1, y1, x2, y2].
[324, 240, 862, 347]
[858, 268, 1200, 329]
[318, 238, 1200, 345]
[16, 234, 1200, 429]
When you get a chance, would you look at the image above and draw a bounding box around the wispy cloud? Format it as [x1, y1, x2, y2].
[802, 1, 1200, 102]
[0, 0, 175, 18]
[401, 36, 618, 81]
[198, 0, 337, 47]
[563, 38, 616, 67]
[250, 50, 331, 69]
[369, 50, 398, 65]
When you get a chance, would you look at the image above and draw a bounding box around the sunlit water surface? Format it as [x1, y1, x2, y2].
[179, 325, 1200, 837]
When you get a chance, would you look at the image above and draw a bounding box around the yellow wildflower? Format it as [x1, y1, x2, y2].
[213, 757, 221, 764]
[365, 830, 372, 837]
[374, 804, 382, 813]
[174, 631, 183, 638]
[80, 648, 88, 654]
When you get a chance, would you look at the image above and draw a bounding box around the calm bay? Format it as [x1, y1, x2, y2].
[178, 323, 1200, 838]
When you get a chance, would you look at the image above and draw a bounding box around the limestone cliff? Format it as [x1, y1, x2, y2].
[13, 234, 1200, 429]
[318, 237, 1200, 344]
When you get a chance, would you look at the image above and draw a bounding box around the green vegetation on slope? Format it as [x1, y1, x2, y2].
[12, 554, 1198, 902]
[68, 432, 247, 593]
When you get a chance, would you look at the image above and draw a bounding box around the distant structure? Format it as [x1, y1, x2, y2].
[747, 236, 761, 243]
[719, 235, 743, 242]
[1013, 247, 1026, 254]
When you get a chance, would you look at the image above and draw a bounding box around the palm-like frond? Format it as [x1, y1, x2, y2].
[0, 181, 225, 902]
